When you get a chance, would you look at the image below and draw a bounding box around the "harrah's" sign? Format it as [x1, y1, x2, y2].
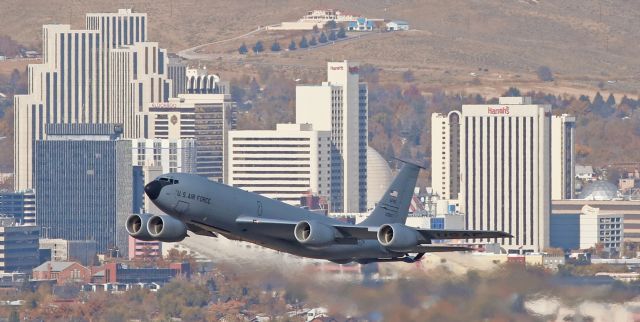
[488, 106, 510, 115]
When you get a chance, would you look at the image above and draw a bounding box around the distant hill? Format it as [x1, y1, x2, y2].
[1, 0, 639, 94]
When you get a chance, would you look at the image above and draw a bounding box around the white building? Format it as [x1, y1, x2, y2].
[386, 20, 410, 31]
[296, 61, 368, 212]
[580, 205, 623, 252]
[551, 114, 576, 200]
[228, 123, 331, 205]
[132, 139, 196, 174]
[432, 97, 552, 252]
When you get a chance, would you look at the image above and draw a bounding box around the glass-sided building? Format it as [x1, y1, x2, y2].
[35, 124, 132, 255]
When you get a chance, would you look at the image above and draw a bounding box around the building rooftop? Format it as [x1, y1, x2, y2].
[578, 180, 619, 200]
[33, 261, 76, 273]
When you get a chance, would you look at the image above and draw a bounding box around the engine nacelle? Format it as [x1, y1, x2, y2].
[147, 214, 188, 242]
[125, 213, 154, 241]
[294, 220, 336, 248]
[377, 223, 420, 252]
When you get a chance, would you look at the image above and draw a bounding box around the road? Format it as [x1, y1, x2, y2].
[177, 27, 382, 62]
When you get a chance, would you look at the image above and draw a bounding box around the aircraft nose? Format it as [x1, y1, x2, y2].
[144, 180, 163, 200]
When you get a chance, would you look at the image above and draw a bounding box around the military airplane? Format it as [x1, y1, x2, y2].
[127, 161, 511, 264]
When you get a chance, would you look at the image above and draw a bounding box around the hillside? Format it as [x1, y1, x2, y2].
[1, 0, 639, 94]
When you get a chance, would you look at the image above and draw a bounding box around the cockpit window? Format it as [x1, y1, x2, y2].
[158, 177, 178, 185]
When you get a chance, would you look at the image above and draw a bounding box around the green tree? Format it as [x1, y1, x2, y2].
[536, 65, 554, 82]
[288, 39, 296, 50]
[299, 36, 308, 48]
[252, 41, 264, 53]
[319, 32, 328, 43]
[325, 20, 337, 29]
[270, 41, 281, 52]
[337, 26, 347, 38]
[238, 43, 248, 54]
[328, 30, 337, 41]
[309, 36, 317, 46]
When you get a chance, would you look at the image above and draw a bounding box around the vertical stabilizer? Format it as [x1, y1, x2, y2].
[359, 161, 423, 226]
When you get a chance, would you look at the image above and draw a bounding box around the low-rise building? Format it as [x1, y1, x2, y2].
[0, 217, 39, 273]
[386, 20, 409, 31]
[102, 262, 190, 284]
[551, 200, 640, 251]
[348, 18, 374, 31]
[32, 261, 92, 284]
[39, 239, 97, 266]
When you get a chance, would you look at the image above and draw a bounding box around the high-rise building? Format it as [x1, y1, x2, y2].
[14, 9, 154, 190]
[431, 111, 461, 201]
[167, 55, 187, 97]
[0, 190, 36, 225]
[35, 124, 132, 255]
[551, 114, 576, 200]
[228, 123, 331, 205]
[296, 61, 368, 212]
[0, 216, 40, 273]
[39, 239, 98, 266]
[432, 97, 552, 252]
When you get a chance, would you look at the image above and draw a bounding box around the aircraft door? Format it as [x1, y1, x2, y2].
[174, 201, 190, 215]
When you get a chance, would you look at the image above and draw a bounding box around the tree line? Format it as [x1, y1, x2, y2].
[238, 26, 347, 54]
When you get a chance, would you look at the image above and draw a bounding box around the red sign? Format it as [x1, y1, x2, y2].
[488, 106, 509, 115]
[348, 66, 359, 74]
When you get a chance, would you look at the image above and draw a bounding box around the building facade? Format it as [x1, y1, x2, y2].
[14, 9, 155, 190]
[35, 124, 132, 255]
[296, 61, 368, 212]
[551, 114, 576, 200]
[132, 138, 196, 174]
[433, 97, 552, 252]
[431, 111, 461, 201]
[0, 216, 39, 273]
[0, 190, 36, 225]
[39, 239, 98, 266]
[228, 123, 331, 205]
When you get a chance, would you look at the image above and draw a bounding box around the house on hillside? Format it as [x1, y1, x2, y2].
[387, 20, 410, 31]
[348, 18, 374, 31]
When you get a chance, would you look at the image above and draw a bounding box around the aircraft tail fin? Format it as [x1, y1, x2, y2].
[359, 159, 423, 227]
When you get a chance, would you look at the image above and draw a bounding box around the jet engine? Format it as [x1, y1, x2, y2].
[377, 223, 421, 252]
[294, 221, 336, 248]
[147, 214, 188, 242]
[125, 213, 154, 241]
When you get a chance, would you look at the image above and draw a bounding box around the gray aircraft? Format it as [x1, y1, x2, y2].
[127, 162, 511, 264]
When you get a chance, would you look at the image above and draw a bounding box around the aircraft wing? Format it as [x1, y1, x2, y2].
[415, 229, 511, 240]
[409, 245, 474, 252]
[235, 216, 375, 241]
[235, 216, 510, 242]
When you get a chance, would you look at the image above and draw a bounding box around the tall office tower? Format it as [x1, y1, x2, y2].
[296, 61, 368, 212]
[228, 123, 331, 205]
[551, 114, 576, 200]
[431, 112, 461, 201]
[35, 124, 132, 255]
[433, 97, 552, 252]
[0, 190, 36, 225]
[167, 56, 187, 97]
[13, 9, 159, 190]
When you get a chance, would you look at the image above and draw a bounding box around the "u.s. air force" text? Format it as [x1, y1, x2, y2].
[176, 190, 211, 204]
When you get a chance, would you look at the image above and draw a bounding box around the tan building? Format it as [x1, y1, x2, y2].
[296, 61, 368, 212]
